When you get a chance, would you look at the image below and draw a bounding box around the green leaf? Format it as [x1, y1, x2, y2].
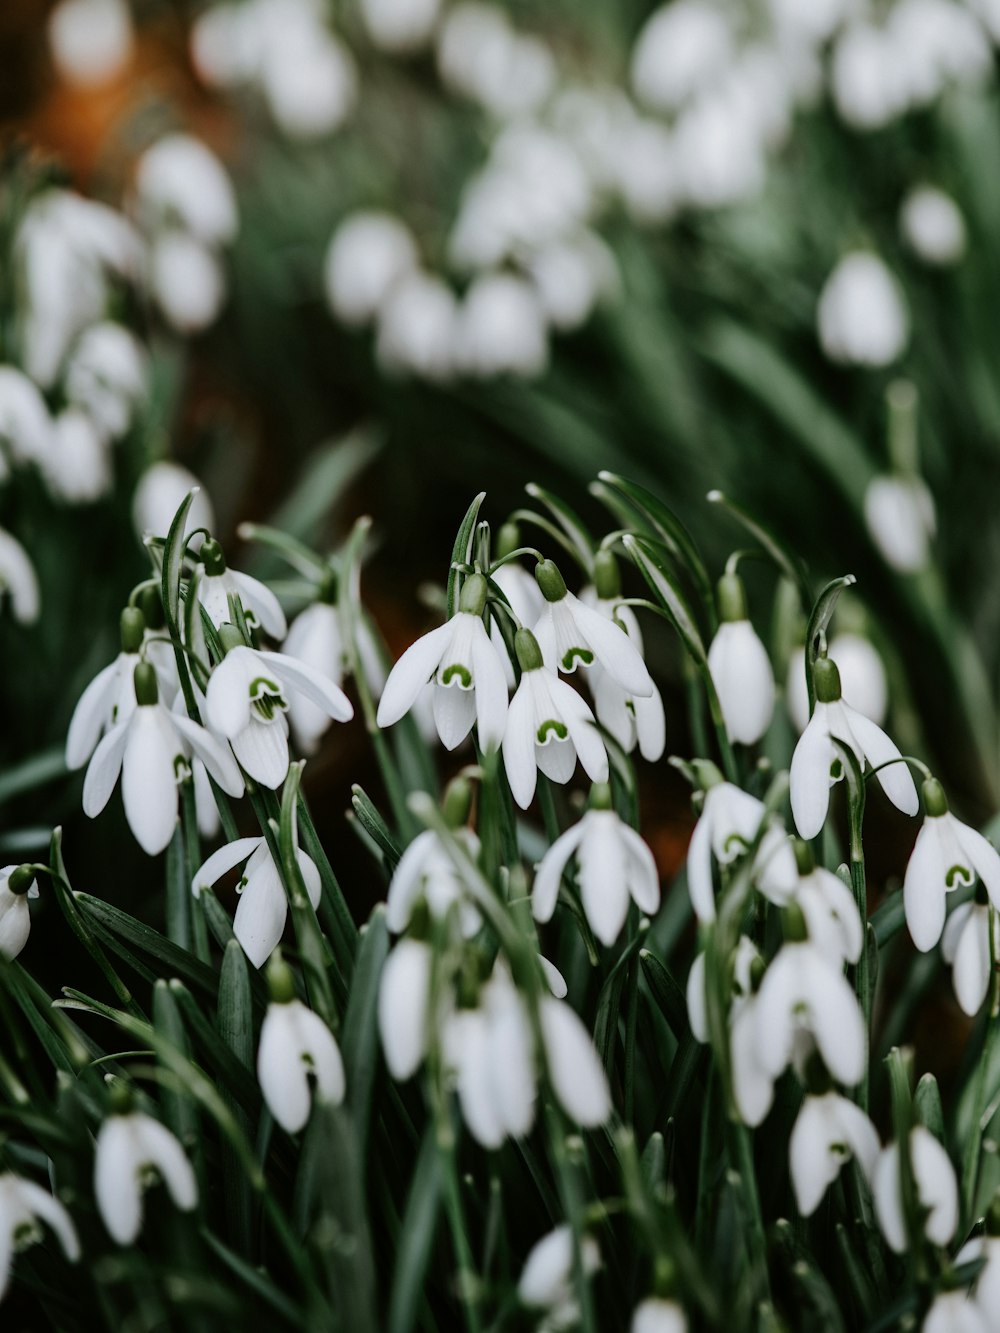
[263, 429, 382, 551]
[153, 980, 200, 1151]
[351, 786, 402, 870]
[278, 765, 338, 1026]
[75, 894, 219, 999]
[160, 488, 198, 640]
[201, 1230, 302, 1325]
[218, 942, 254, 1252]
[387, 1125, 443, 1333]
[707, 489, 812, 609]
[447, 492, 486, 618]
[0, 747, 67, 806]
[341, 906, 389, 1161]
[805, 575, 857, 712]
[622, 533, 707, 666]
[914, 1071, 945, 1142]
[524, 481, 595, 574]
[638, 949, 688, 1040]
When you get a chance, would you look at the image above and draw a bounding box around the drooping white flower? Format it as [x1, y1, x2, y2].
[532, 790, 660, 946]
[518, 1224, 601, 1325]
[533, 560, 654, 699]
[789, 1091, 880, 1216]
[437, 4, 555, 119]
[792, 845, 864, 966]
[0, 366, 53, 469]
[526, 231, 619, 333]
[135, 135, 238, 248]
[0, 1172, 80, 1300]
[64, 322, 148, 441]
[579, 573, 665, 762]
[903, 779, 1000, 952]
[83, 662, 243, 855]
[258, 994, 345, 1132]
[538, 993, 612, 1127]
[786, 633, 888, 734]
[0, 528, 40, 624]
[94, 1110, 197, 1244]
[132, 462, 215, 542]
[863, 473, 936, 574]
[900, 186, 967, 265]
[630, 1, 734, 113]
[502, 629, 609, 810]
[284, 599, 385, 752]
[731, 996, 776, 1127]
[817, 252, 909, 367]
[753, 936, 866, 1089]
[790, 656, 918, 840]
[631, 1298, 688, 1333]
[197, 539, 286, 641]
[673, 83, 768, 210]
[40, 409, 112, 504]
[872, 1125, 958, 1253]
[386, 825, 483, 939]
[707, 572, 774, 746]
[206, 637, 353, 788]
[831, 23, 907, 130]
[360, 0, 441, 53]
[375, 270, 458, 381]
[264, 27, 358, 140]
[455, 273, 549, 380]
[0, 866, 37, 961]
[956, 1235, 1000, 1326]
[922, 1291, 988, 1333]
[686, 934, 760, 1045]
[148, 233, 226, 334]
[685, 768, 798, 922]
[192, 835, 320, 968]
[377, 574, 508, 753]
[942, 899, 994, 1016]
[48, 0, 132, 86]
[614, 118, 681, 226]
[324, 212, 419, 327]
[378, 938, 434, 1081]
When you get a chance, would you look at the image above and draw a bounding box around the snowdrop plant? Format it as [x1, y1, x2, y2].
[257, 954, 346, 1132]
[94, 1097, 198, 1244]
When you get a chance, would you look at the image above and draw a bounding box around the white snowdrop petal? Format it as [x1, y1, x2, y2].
[259, 1005, 312, 1132]
[532, 823, 585, 924]
[377, 621, 453, 727]
[634, 683, 667, 762]
[556, 681, 609, 786]
[539, 997, 611, 1127]
[685, 812, 716, 923]
[620, 824, 661, 916]
[952, 907, 991, 1017]
[502, 679, 540, 809]
[912, 1126, 959, 1248]
[0, 895, 31, 961]
[95, 1118, 142, 1244]
[708, 620, 775, 745]
[82, 719, 130, 817]
[630, 1297, 688, 1333]
[385, 830, 436, 933]
[903, 820, 949, 952]
[206, 650, 255, 738]
[490, 997, 537, 1138]
[171, 713, 244, 797]
[292, 1004, 346, 1106]
[379, 939, 432, 1080]
[923, 1292, 988, 1333]
[12, 1179, 80, 1261]
[568, 595, 654, 698]
[579, 815, 630, 946]
[133, 1116, 198, 1212]
[470, 624, 509, 752]
[806, 955, 867, 1087]
[730, 1001, 774, 1127]
[451, 1010, 506, 1149]
[872, 1142, 907, 1253]
[66, 661, 119, 769]
[433, 680, 477, 751]
[789, 1096, 840, 1217]
[122, 710, 179, 855]
[841, 704, 918, 816]
[230, 570, 287, 641]
[686, 953, 708, 1044]
[231, 715, 290, 789]
[535, 733, 577, 785]
[261, 650, 354, 723]
[954, 820, 1000, 908]
[234, 867, 289, 969]
[191, 836, 261, 897]
[790, 710, 837, 839]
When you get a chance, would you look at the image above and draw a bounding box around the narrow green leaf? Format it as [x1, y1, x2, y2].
[218, 941, 254, 1252]
[638, 949, 688, 1039]
[447, 492, 486, 618]
[524, 481, 595, 574]
[75, 894, 219, 999]
[341, 906, 390, 1160]
[707, 489, 812, 609]
[153, 980, 200, 1151]
[622, 534, 707, 665]
[351, 786, 403, 870]
[387, 1126, 444, 1333]
[160, 489, 197, 639]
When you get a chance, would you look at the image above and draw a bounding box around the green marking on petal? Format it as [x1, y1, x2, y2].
[173, 755, 192, 783]
[723, 832, 749, 857]
[440, 663, 473, 688]
[946, 863, 974, 889]
[561, 646, 594, 671]
[249, 675, 288, 721]
[537, 719, 569, 744]
[829, 758, 844, 781]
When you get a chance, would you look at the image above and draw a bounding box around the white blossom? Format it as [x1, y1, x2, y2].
[922, 1292, 988, 1333]
[942, 900, 994, 1016]
[131, 463, 215, 543]
[0, 366, 53, 468]
[378, 938, 434, 1081]
[789, 1092, 880, 1216]
[324, 212, 419, 327]
[786, 634, 888, 734]
[579, 592, 665, 762]
[708, 618, 775, 746]
[863, 474, 936, 574]
[360, 0, 441, 53]
[817, 252, 909, 367]
[631, 1298, 688, 1333]
[48, 0, 132, 87]
[533, 565, 653, 698]
[455, 273, 549, 380]
[686, 777, 798, 922]
[94, 1111, 197, 1244]
[900, 186, 967, 265]
[0, 867, 37, 962]
[0, 1172, 79, 1300]
[630, 2, 734, 113]
[873, 1126, 958, 1253]
[375, 271, 458, 382]
[64, 322, 148, 441]
[135, 135, 238, 248]
[258, 998, 345, 1132]
[518, 1224, 600, 1324]
[0, 528, 40, 624]
[149, 233, 226, 334]
[386, 827, 483, 938]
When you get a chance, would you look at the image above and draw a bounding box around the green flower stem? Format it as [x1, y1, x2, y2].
[843, 745, 871, 1111]
[544, 1103, 598, 1333]
[730, 1121, 770, 1304]
[623, 956, 640, 1124]
[181, 781, 210, 965]
[432, 1090, 482, 1333]
[537, 775, 562, 845]
[701, 665, 738, 784]
[961, 908, 1000, 1224]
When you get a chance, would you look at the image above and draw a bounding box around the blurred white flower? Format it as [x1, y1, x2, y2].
[261, 27, 358, 139]
[922, 1292, 988, 1333]
[817, 252, 909, 367]
[149, 233, 226, 334]
[455, 273, 549, 379]
[95, 1111, 197, 1244]
[674, 88, 768, 209]
[900, 186, 967, 265]
[258, 997, 345, 1132]
[615, 119, 681, 225]
[532, 797, 660, 946]
[956, 1234, 1000, 1325]
[518, 1224, 601, 1325]
[790, 1092, 879, 1216]
[378, 937, 434, 1080]
[0, 1173, 79, 1299]
[131, 461, 215, 542]
[193, 836, 320, 968]
[631, 1299, 688, 1333]
[40, 408, 111, 504]
[766, 0, 858, 46]
[942, 899, 993, 1016]
[324, 212, 419, 327]
[48, 0, 132, 87]
[786, 633, 888, 734]
[864, 473, 936, 573]
[0, 527, 40, 624]
[285, 600, 384, 752]
[135, 135, 238, 248]
[64, 322, 148, 441]
[0, 866, 37, 962]
[686, 934, 760, 1045]
[831, 23, 906, 130]
[873, 1125, 958, 1253]
[686, 776, 797, 921]
[526, 231, 619, 332]
[0, 366, 53, 469]
[375, 271, 458, 381]
[794, 864, 864, 966]
[890, 0, 991, 109]
[437, 4, 555, 119]
[630, 1, 734, 113]
[903, 780, 1000, 952]
[386, 827, 483, 938]
[360, 0, 442, 53]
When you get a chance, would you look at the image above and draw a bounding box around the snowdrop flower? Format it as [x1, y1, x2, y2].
[132, 462, 215, 543]
[631, 1299, 688, 1333]
[526, 231, 619, 333]
[377, 574, 507, 753]
[942, 897, 994, 1017]
[956, 1234, 1000, 1324]
[502, 628, 609, 809]
[630, 1, 734, 113]
[786, 633, 888, 734]
[49, 0, 133, 86]
[0, 527, 40, 624]
[197, 539, 286, 641]
[0, 366, 53, 469]
[455, 273, 549, 380]
[375, 271, 458, 382]
[40, 409, 111, 504]
[922, 1292, 988, 1333]
[831, 23, 908, 130]
[386, 807, 482, 940]
[731, 996, 777, 1127]
[615, 119, 681, 226]
[378, 938, 434, 1080]
[192, 834, 320, 968]
[532, 785, 659, 946]
[753, 911, 866, 1089]
[360, 0, 441, 53]
[900, 186, 967, 265]
[258, 960, 345, 1132]
[685, 763, 798, 922]
[873, 1125, 958, 1253]
[135, 135, 238, 248]
[324, 212, 419, 327]
[284, 597, 384, 752]
[94, 1107, 197, 1244]
[533, 560, 653, 698]
[789, 656, 918, 840]
[903, 778, 1000, 952]
[0, 866, 37, 962]
[83, 662, 243, 855]
[673, 87, 768, 210]
[707, 572, 774, 746]
[890, 0, 991, 107]
[206, 632, 353, 787]
[794, 857, 863, 966]
[790, 1091, 880, 1216]
[686, 934, 760, 1045]
[149, 233, 226, 334]
[0, 1172, 79, 1299]
[489, 529, 545, 689]
[864, 473, 936, 573]
[437, 4, 554, 119]
[817, 252, 909, 367]
[260, 26, 358, 140]
[518, 1224, 601, 1325]
[64, 322, 148, 441]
